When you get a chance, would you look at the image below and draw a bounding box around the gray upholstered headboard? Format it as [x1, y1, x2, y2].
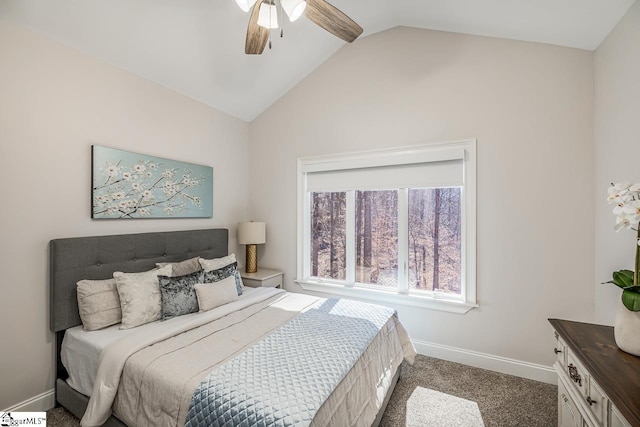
[49, 228, 229, 333]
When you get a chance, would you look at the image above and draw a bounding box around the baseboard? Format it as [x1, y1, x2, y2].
[413, 339, 557, 385]
[2, 389, 55, 413]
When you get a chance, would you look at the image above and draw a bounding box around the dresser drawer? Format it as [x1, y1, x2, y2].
[585, 378, 607, 426]
[563, 346, 608, 427]
[559, 379, 582, 427]
[566, 350, 588, 399]
[554, 330, 567, 365]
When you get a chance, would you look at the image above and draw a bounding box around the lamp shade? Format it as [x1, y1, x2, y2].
[234, 0, 257, 12]
[282, 0, 306, 22]
[238, 222, 266, 244]
[257, 2, 279, 29]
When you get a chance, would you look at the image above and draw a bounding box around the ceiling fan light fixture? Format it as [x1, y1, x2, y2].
[234, 0, 257, 13]
[257, 2, 279, 29]
[281, 0, 306, 22]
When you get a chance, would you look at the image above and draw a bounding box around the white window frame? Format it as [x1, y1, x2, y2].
[296, 139, 477, 314]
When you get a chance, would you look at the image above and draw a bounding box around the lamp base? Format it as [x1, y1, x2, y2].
[245, 244, 258, 273]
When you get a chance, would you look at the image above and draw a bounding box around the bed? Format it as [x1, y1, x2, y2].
[50, 228, 415, 427]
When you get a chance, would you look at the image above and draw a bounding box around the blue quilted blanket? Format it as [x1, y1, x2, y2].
[185, 298, 395, 427]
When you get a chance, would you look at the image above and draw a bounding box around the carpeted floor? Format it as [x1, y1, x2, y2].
[380, 356, 556, 426]
[46, 355, 556, 426]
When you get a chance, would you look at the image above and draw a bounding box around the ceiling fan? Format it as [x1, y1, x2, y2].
[234, 0, 363, 54]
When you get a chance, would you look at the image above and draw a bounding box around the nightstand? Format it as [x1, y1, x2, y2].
[240, 268, 283, 289]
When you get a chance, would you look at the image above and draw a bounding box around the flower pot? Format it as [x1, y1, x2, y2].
[614, 300, 640, 356]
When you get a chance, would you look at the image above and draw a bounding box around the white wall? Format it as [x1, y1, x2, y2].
[594, 2, 640, 325]
[250, 27, 595, 376]
[0, 19, 250, 410]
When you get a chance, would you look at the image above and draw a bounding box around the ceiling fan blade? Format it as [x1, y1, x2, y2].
[245, 0, 269, 54]
[305, 0, 363, 43]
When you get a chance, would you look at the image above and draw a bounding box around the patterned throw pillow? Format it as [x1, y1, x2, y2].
[77, 278, 121, 330]
[114, 265, 172, 329]
[200, 257, 244, 296]
[158, 270, 205, 320]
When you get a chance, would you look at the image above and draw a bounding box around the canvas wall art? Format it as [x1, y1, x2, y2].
[92, 145, 213, 219]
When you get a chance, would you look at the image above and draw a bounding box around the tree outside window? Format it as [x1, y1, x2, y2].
[310, 187, 462, 295]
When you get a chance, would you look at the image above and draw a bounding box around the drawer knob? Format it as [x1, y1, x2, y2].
[554, 347, 562, 354]
[568, 364, 582, 386]
[586, 396, 597, 406]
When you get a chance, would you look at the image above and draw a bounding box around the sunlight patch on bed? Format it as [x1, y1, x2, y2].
[406, 387, 484, 426]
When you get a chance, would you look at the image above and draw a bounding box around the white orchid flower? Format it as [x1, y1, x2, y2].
[614, 221, 630, 232]
[626, 200, 640, 216]
[612, 182, 632, 192]
[615, 215, 632, 231]
[608, 182, 632, 202]
[613, 203, 627, 216]
[609, 181, 640, 291]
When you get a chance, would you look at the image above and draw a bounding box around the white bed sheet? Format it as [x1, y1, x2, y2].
[62, 324, 132, 397]
[61, 287, 261, 397]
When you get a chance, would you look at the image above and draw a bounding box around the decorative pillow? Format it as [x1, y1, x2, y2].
[156, 257, 202, 277]
[158, 270, 204, 320]
[113, 265, 172, 329]
[198, 254, 237, 271]
[76, 278, 121, 331]
[202, 261, 243, 296]
[200, 255, 244, 296]
[194, 276, 239, 312]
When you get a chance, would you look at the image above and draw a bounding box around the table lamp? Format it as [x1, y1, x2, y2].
[237, 221, 266, 273]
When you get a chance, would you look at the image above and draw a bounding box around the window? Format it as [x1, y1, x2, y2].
[310, 192, 346, 280]
[297, 140, 477, 314]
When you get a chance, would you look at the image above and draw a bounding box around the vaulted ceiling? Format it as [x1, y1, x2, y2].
[0, 0, 635, 121]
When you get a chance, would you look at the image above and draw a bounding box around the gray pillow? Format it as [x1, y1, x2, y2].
[202, 262, 243, 296]
[158, 270, 205, 320]
[77, 278, 121, 330]
[156, 257, 202, 277]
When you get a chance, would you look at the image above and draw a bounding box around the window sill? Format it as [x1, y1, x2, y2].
[296, 280, 478, 314]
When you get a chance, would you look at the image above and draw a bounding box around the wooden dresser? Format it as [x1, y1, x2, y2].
[549, 319, 640, 427]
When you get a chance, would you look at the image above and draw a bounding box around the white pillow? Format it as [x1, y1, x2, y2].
[156, 256, 202, 277]
[76, 278, 121, 331]
[194, 276, 239, 312]
[113, 265, 172, 329]
[198, 254, 237, 272]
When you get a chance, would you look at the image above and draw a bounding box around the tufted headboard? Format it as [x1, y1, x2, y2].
[49, 228, 228, 333]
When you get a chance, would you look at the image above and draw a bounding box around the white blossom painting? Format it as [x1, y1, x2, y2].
[91, 145, 213, 219]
